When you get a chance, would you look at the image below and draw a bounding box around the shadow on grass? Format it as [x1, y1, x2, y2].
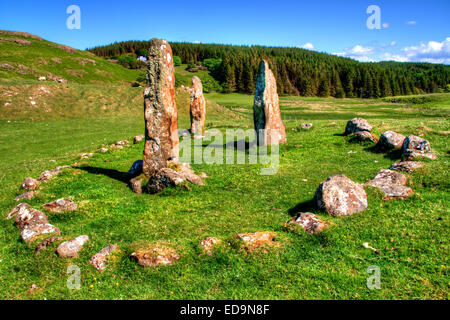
[76, 166, 131, 184]
[364, 145, 403, 160]
[202, 139, 258, 152]
[288, 199, 317, 217]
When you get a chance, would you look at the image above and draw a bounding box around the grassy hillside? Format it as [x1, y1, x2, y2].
[0, 30, 140, 85]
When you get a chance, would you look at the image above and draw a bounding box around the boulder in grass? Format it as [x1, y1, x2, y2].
[364, 169, 413, 200]
[37, 166, 70, 182]
[350, 131, 378, 143]
[286, 212, 326, 234]
[402, 135, 436, 160]
[377, 131, 406, 150]
[314, 174, 368, 216]
[145, 163, 204, 194]
[390, 161, 424, 173]
[133, 134, 145, 144]
[57, 235, 89, 258]
[15, 191, 34, 202]
[130, 244, 180, 267]
[344, 118, 372, 135]
[89, 244, 118, 271]
[301, 123, 313, 130]
[43, 199, 78, 213]
[235, 231, 278, 251]
[21, 177, 39, 191]
[10, 204, 61, 244]
[200, 237, 220, 256]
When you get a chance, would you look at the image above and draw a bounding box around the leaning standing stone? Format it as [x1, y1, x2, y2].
[314, 174, 368, 216]
[190, 76, 206, 138]
[344, 118, 372, 135]
[57, 235, 89, 258]
[253, 60, 286, 145]
[143, 38, 179, 178]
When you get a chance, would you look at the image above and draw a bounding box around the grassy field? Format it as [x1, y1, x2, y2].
[0, 72, 448, 299]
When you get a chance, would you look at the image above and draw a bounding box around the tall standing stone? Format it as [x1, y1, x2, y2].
[253, 60, 286, 145]
[190, 76, 206, 138]
[143, 39, 179, 178]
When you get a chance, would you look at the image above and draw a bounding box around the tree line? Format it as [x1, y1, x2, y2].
[88, 41, 450, 98]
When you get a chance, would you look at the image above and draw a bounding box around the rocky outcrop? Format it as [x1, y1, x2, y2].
[253, 60, 286, 145]
[235, 231, 278, 251]
[143, 39, 179, 178]
[190, 76, 206, 138]
[344, 118, 372, 135]
[89, 244, 118, 271]
[130, 244, 180, 267]
[43, 199, 78, 213]
[402, 135, 436, 160]
[56, 235, 89, 258]
[390, 161, 424, 173]
[377, 131, 405, 150]
[286, 212, 326, 234]
[364, 169, 413, 200]
[314, 175, 368, 216]
[7, 203, 61, 244]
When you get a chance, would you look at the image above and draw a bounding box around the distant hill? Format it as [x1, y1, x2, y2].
[0, 30, 140, 85]
[88, 40, 450, 98]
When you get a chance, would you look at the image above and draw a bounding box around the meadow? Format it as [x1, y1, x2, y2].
[0, 75, 448, 299]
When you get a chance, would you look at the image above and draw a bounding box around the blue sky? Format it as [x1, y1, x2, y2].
[0, 0, 449, 63]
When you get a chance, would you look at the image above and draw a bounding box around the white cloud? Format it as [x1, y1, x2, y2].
[333, 45, 375, 62]
[299, 42, 314, 50]
[193, 40, 201, 44]
[401, 37, 450, 64]
[406, 21, 417, 25]
[382, 23, 390, 29]
[333, 38, 450, 64]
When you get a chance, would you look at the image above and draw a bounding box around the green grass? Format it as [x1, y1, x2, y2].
[0, 76, 448, 299]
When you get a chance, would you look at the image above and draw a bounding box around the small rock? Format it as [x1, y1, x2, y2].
[43, 199, 78, 213]
[344, 118, 372, 135]
[377, 131, 406, 150]
[7, 203, 30, 220]
[129, 174, 145, 194]
[21, 177, 39, 191]
[15, 191, 34, 202]
[37, 166, 70, 182]
[390, 161, 424, 173]
[301, 123, 313, 130]
[364, 169, 413, 200]
[134, 134, 145, 144]
[99, 148, 108, 153]
[235, 231, 277, 251]
[286, 212, 326, 234]
[130, 245, 180, 267]
[35, 236, 63, 255]
[115, 140, 129, 146]
[145, 164, 204, 194]
[56, 235, 89, 258]
[314, 174, 368, 216]
[38, 76, 46, 81]
[89, 244, 118, 271]
[198, 172, 209, 179]
[200, 237, 220, 255]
